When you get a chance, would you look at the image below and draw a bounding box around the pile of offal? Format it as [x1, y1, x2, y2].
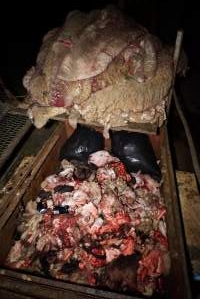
[5, 125, 170, 297]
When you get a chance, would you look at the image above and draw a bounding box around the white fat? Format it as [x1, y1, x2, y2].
[46, 199, 54, 209]
[46, 175, 58, 183]
[159, 220, 167, 237]
[93, 217, 104, 227]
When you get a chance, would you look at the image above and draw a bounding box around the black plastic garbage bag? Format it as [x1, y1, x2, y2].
[110, 130, 161, 181]
[59, 124, 104, 162]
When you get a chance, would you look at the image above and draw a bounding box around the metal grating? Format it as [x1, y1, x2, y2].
[0, 112, 32, 169]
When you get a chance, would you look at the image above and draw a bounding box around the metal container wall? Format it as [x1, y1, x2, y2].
[0, 123, 192, 299]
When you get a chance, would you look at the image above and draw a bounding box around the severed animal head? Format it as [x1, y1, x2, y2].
[28, 104, 66, 128]
[99, 254, 141, 293]
[70, 159, 97, 180]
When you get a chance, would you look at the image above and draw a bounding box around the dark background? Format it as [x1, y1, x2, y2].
[0, 0, 199, 94]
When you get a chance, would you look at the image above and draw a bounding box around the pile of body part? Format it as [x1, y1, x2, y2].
[6, 150, 170, 296]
